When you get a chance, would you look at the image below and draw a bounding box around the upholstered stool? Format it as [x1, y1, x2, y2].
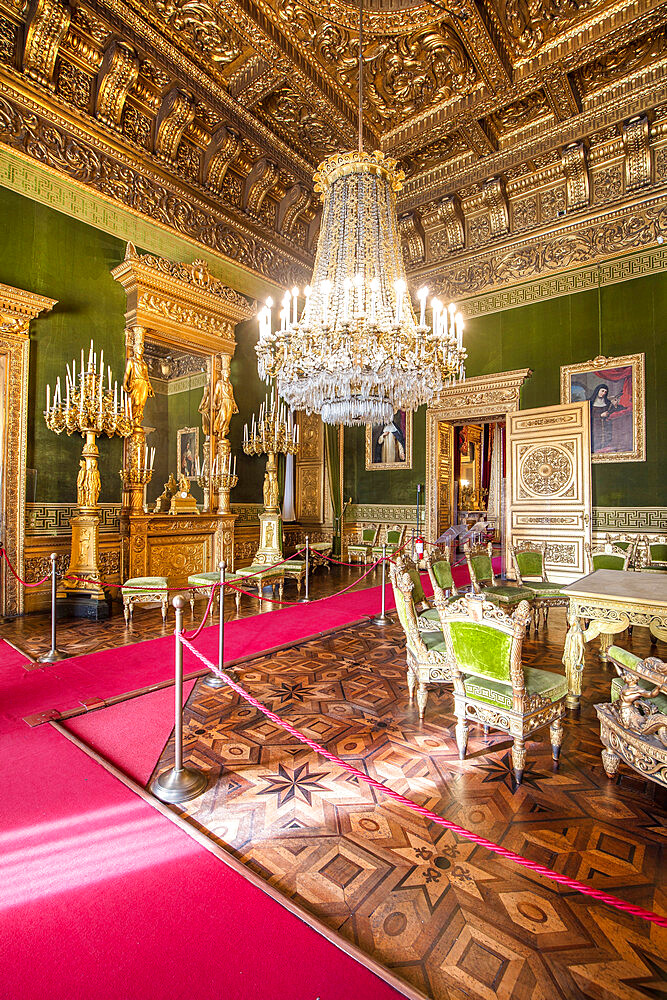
[122, 576, 169, 625]
[232, 565, 285, 607]
[188, 572, 223, 618]
[282, 558, 306, 593]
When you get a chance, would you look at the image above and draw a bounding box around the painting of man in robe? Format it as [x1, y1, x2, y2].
[177, 427, 199, 480]
[561, 354, 645, 463]
[365, 411, 412, 470]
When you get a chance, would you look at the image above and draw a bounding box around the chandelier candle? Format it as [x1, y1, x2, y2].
[255, 151, 467, 426]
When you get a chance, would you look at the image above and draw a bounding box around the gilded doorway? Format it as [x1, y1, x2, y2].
[425, 369, 532, 570]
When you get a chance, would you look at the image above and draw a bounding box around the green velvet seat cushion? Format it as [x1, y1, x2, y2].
[123, 576, 168, 592]
[610, 674, 667, 714]
[188, 572, 221, 586]
[348, 543, 370, 550]
[282, 560, 305, 572]
[515, 551, 543, 578]
[235, 564, 284, 579]
[481, 585, 534, 605]
[592, 554, 626, 570]
[432, 560, 454, 590]
[420, 630, 448, 654]
[643, 565, 667, 573]
[464, 667, 567, 711]
[608, 645, 641, 670]
[523, 581, 564, 596]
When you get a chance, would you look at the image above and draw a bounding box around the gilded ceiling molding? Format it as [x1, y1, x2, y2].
[95, 40, 139, 126]
[23, 0, 71, 88]
[398, 211, 425, 266]
[0, 282, 57, 617]
[481, 176, 509, 238]
[154, 87, 196, 161]
[543, 70, 581, 121]
[244, 156, 279, 215]
[437, 195, 465, 251]
[562, 141, 589, 211]
[111, 243, 254, 353]
[203, 125, 241, 194]
[278, 182, 311, 236]
[623, 114, 651, 191]
[0, 88, 310, 285]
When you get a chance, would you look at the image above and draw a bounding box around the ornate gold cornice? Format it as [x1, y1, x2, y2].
[111, 243, 253, 351]
[0, 281, 57, 334]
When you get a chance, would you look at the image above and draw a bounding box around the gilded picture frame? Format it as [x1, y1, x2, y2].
[559, 353, 645, 463]
[365, 411, 413, 470]
[177, 426, 199, 480]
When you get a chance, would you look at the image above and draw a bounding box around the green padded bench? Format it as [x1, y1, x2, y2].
[122, 576, 168, 625]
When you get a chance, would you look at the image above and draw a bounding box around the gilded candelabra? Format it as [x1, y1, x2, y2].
[44, 341, 133, 616]
[195, 444, 238, 515]
[243, 391, 298, 564]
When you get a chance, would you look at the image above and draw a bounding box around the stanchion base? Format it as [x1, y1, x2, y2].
[150, 766, 207, 803]
[203, 672, 226, 688]
[371, 614, 394, 626]
[37, 648, 71, 663]
[298, 596, 312, 603]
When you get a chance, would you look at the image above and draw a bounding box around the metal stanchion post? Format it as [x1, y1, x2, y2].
[299, 534, 311, 603]
[204, 561, 227, 688]
[151, 595, 207, 804]
[38, 552, 69, 663]
[372, 543, 393, 626]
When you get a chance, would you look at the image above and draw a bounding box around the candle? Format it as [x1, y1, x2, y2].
[417, 286, 428, 328]
[88, 340, 93, 369]
[108, 365, 111, 392]
[81, 349, 85, 379]
[394, 279, 406, 324]
[46, 383, 50, 412]
[99, 349, 103, 379]
[455, 312, 464, 348]
[303, 285, 311, 325]
[291, 286, 299, 326]
[233, 455, 236, 476]
[80, 372, 84, 416]
[66, 379, 70, 409]
[114, 381, 117, 413]
[72, 358, 76, 384]
[55, 377, 61, 405]
[150, 447, 155, 470]
[66, 363, 72, 390]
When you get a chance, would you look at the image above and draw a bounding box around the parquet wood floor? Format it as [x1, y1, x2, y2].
[0, 565, 369, 661]
[151, 613, 667, 1000]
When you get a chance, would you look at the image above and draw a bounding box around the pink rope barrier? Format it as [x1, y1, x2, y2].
[179, 635, 667, 930]
[0, 547, 51, 588]
[182, 584, 220, 641]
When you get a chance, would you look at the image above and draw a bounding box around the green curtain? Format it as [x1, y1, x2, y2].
[277, 452, 286, 506]
[325, 425, 342, 555]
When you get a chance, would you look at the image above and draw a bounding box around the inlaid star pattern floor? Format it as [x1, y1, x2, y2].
[150, 613, 667, 1000]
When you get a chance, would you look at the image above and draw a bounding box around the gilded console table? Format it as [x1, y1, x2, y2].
[562, 570, 667, 709]
[120, 512, 236, 588]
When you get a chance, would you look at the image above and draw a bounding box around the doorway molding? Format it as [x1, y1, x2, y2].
[425, 369, 532, 551]
[0, 283, 57, 616]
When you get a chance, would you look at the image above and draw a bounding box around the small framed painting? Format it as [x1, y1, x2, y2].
[177, 426, 199, 480]
[365, 411, 413, 470]
[560, 353, 645, 463]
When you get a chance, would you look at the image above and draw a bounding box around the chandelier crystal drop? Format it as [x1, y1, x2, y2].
[255, 4, 466, 425]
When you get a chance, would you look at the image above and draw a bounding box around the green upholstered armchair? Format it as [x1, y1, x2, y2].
[595, 645, 667, 787]
[436, 596, 567, 784]
[372, 525, 406, 562]
[394, 554, 441, 632]
[605, 534, 640, 569]
[389, 560, 455, 719]
[641, 534, 667, 573]
[509, 540, 567, 629]
[347, 525, 380, 564]
[585, 540, 633, 572]
[464, 541, 535, 619]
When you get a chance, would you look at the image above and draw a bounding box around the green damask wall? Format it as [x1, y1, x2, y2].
[345, 270, 666, 508]
[0, 186, 128, 502]
[230, 319, 268, 503]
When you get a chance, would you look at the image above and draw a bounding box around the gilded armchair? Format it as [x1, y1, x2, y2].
[641, 535, 667, 573]
[464, 541, 535, 618]
[509, 540, 567, 629]
[436, 596, 567, 784]
[596, 646, 667, 787]
[426, 549, 461, 604]
[347, 525, 380, 564]
[605, 533, 641, 569]
[585, 539, 634, 572]
[390, 560, 455, 719]
[372, 524, 406, 562]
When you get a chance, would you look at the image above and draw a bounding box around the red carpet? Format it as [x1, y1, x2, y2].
[0, 562, 491, 1000]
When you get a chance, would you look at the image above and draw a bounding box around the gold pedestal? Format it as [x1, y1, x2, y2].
[59, 514, 108, 619]
[253, 511, 283, 566]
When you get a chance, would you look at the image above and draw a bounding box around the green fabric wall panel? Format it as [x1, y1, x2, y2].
[229, 319, 270, 503]
[0, 187, 128, 502]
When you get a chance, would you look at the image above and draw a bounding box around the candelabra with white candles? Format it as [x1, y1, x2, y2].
[195, 448, 238, 515]
[43, 340, 139, 617]
[242, 389, 298, 565]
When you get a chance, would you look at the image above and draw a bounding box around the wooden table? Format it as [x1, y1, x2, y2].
[562, 570, 667, 710]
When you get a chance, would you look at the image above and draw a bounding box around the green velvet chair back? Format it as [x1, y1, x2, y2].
[386, 529, 402, 545]
[586, 541, 631, 573]
[361, 527, 376, 544]
[394, 556, 426, 605]
[592, 553, 626, 571]
[438, 598, 530, 689]
[426, 550, 458, 599]
[511, 542, 547, 583]
[464, 541, 495, 592]
[649, 542, 667, 565]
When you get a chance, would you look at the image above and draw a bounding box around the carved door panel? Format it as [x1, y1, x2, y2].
[507, 402, 591, 584]
[436, 422, 454, 539]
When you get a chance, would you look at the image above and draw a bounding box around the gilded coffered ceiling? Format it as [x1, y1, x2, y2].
[0, 0, 665, 296]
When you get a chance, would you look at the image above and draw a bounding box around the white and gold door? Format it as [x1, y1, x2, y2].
[507, 402, 591, 584]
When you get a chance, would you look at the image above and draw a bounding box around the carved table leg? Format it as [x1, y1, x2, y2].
[407, 666, 415, 703]
[416, 681, 428, 720]
[512, 737, 526, 785]
[455, 714, 469, 760]
[598, 631, 614, 662]
[563, 602, 585, 711]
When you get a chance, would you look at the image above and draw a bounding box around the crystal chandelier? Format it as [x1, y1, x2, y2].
[255, 5, 466, 426]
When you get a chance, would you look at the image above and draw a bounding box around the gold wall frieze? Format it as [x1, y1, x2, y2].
[422, 189, 667, 301]
[0, 85, 311, 287]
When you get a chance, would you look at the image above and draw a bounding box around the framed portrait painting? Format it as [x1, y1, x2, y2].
[560, 353, 645, 463]
[177, 426, 199, 480]
[365, 411, 413, 470]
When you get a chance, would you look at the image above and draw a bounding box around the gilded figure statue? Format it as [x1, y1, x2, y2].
[212, 370, 238, 439]
[77, 459, 100, 509]
[198, 381, 211, 436]
[263, 473, 279, 511]
[123, 326, 154, 425]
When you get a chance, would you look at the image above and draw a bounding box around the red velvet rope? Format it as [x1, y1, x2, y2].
[0, 548, 51, 588]
[179, 635, 667, 929]
[182, 584, 220, 641]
